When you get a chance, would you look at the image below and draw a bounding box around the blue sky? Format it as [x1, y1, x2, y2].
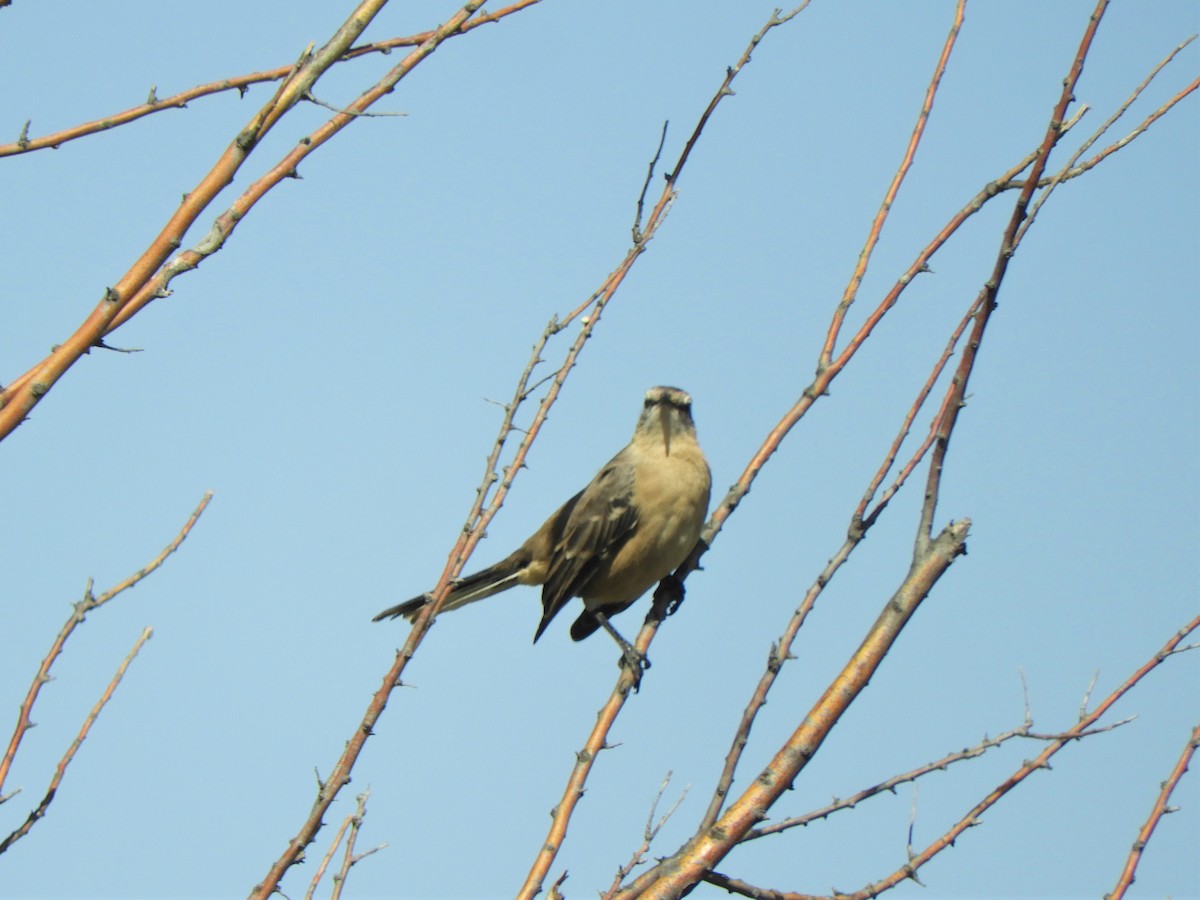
[1, 2, 1197, 898]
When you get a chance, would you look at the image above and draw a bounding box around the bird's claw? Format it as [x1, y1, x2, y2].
[618, 645, 651, 691]
[653, 575, 686, 618]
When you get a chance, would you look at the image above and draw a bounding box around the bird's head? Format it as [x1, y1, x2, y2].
[637, 386, 696, 456]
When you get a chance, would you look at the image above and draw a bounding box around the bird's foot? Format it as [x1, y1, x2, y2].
[653, 574, 686, 618]
[593, 610, 651, 692]
[617, 642, 651, 691]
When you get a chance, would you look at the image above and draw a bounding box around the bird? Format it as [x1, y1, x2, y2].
[373, 386, 711, 672]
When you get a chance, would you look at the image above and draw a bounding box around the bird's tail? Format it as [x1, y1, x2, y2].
[372, 554, 526, 623]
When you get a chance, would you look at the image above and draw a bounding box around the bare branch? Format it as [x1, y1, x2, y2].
[695, 2, 978, 835]
[745, 724, 1031, 841]
[915, 0, 1110, 552]
[1009, 35, 1198, 205]
[0, 628, 153, 854]
[0, 0, 543, 443]
[257, 0, 804, 885]
[0, 1, 543, 157]
[818, 0, 965, 372]
[1107, 723, 1200, 899]
[304, 814, 352, 900]
[0, 492, 213, 799]
[1060, 73, 1199, 182]
[331, 790, 385, 900]
[605, 773, 689, 896]
[632, 121, 669, 243]
[802, 613, 1200, 900]
[620, 518, 971, 900]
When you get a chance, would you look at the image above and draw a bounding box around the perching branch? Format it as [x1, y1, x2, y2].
[516, 7, 823, 895]
[608, 2, 1145, 896]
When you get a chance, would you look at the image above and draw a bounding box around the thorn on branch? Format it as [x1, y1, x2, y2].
[146, 85, 158, 105]
[17, 119, 30, 150]
[94, 339, 143, 354]
[304, 89, 409, 118]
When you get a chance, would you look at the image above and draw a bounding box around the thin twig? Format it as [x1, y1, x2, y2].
[632, 122, 669, 243]
[331, 790, 385, 900]
[605, 773, 689, 896]
[858, 294, 985, 529]
[1106, 722, 1200, 899]
[697, 11, 980, 827]
[0, 628, 153, 854]
[0, 1, 543, 158]
[0, 0, 541, 443]
[1023, 717, 1136, 741]
[915, 0, 1107, 554]
[817, 0, 964, 373]
[905, 786, 921, 880]
[702, 616, 1200, 900]
[1079, 670, 1101, 721]
[0, 492, 212, 798]
[744, 724, 1031, 841]
[1056, 74, 1199, 184]
[842, 614, 1199, 900]
[304, 814, 352, 899]
[1014, 35, 1197, 241]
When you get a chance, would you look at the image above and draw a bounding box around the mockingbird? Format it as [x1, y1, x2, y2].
[374, 386, 711, 671]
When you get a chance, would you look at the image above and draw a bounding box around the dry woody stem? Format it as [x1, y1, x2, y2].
[1106, 721, 1200, 900]
[0, 0, 540, 444]
[0, 492, 212, 807]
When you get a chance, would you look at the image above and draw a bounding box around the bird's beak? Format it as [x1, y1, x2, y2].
[659, 403, 672, 456]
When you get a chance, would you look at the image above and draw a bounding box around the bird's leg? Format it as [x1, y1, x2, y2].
[591, 610, 650, 686]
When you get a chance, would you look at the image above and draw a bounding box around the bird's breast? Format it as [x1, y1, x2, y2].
[582, 444, 711, 608]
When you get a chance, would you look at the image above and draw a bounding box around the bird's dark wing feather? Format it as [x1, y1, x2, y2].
[533, 455, 637, 641]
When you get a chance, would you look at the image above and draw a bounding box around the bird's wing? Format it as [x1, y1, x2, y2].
[533, 453, 638, 641]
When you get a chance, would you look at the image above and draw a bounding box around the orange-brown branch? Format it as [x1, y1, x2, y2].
[0, 491, 211, 798]
[0, 628, 153, 854]
[622, 521, 970, 899]
[1108, 722, 1200, 899]
[818, 0, 965, 373]
[0, 1, 541, 157]
[0, 0, 541, 445]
